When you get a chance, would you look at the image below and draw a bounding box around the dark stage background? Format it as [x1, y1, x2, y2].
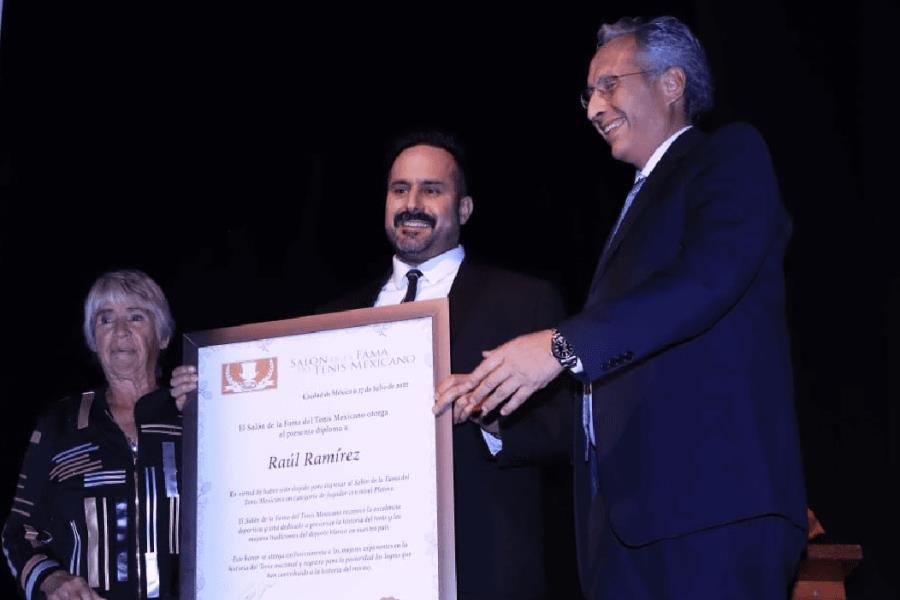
[1, 1, 896, 598]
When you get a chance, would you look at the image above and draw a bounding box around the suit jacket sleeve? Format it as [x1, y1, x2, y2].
[558, 123, 790, 383]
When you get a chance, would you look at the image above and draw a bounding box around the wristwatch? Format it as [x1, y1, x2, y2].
[551, 329, 578, 369]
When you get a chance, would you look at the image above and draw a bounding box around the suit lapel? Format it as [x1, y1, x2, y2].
[589, 128, 706, 290]
[366, 278, 384, 307]
[352, 277, 385, 310]
[447, 260, 478, 345]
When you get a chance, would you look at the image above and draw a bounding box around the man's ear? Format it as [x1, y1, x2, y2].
[661, 66, 686, 105]
[458, 196, 474, 225]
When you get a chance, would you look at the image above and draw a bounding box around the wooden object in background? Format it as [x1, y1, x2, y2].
[792, 544, 863, 600]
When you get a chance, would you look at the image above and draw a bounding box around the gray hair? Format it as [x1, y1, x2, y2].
[597, 16, 713, 122]
[83, 270, 175, 352]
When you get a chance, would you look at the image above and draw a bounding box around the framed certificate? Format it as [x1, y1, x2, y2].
[179, 300, 455, 599]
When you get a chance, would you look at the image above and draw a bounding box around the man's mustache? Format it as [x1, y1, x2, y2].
[394, 211, 437, 228]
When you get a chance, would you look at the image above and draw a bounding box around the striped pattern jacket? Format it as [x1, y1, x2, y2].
[3, 388, 182, 600]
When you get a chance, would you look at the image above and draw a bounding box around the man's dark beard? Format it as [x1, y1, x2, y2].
[394, 210, 437, 228]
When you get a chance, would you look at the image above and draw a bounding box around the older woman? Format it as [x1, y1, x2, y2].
[3, 270, 182, 600]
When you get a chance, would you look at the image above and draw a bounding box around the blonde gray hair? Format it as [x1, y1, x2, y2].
[598, 16, 713, 123]
[83, 270, 175, 352]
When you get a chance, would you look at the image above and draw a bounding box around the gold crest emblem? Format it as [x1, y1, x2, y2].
[221, 358, 278, 394]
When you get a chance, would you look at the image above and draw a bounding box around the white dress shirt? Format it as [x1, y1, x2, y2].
[375, 245, 466, 307]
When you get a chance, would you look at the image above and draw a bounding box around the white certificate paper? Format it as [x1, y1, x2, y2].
[180, 301, 454, 600]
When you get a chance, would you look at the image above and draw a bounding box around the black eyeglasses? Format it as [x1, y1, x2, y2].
[580, 71, 651, 108]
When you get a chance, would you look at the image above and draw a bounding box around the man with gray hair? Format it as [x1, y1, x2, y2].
[436, 15, 807, 599]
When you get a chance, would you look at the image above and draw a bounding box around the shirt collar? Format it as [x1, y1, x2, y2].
[389, 245, 466, 290]
[637, 125, 692, 181]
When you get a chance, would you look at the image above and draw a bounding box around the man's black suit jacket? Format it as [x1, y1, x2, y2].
[322, 260, 575, 600]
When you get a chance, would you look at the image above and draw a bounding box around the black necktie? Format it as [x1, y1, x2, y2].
[401, 269, 423, 303]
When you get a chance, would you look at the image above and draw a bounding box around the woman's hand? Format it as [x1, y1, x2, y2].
[170, 365, 198, 411]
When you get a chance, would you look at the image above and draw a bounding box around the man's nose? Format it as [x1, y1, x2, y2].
[587, 92, 608, 121]
[406, 187, 425, 210]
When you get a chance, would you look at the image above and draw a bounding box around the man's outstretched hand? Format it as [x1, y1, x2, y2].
[434, 329, 562, 420]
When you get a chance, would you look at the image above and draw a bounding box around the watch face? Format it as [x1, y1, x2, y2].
[552, 330, 573, 361]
